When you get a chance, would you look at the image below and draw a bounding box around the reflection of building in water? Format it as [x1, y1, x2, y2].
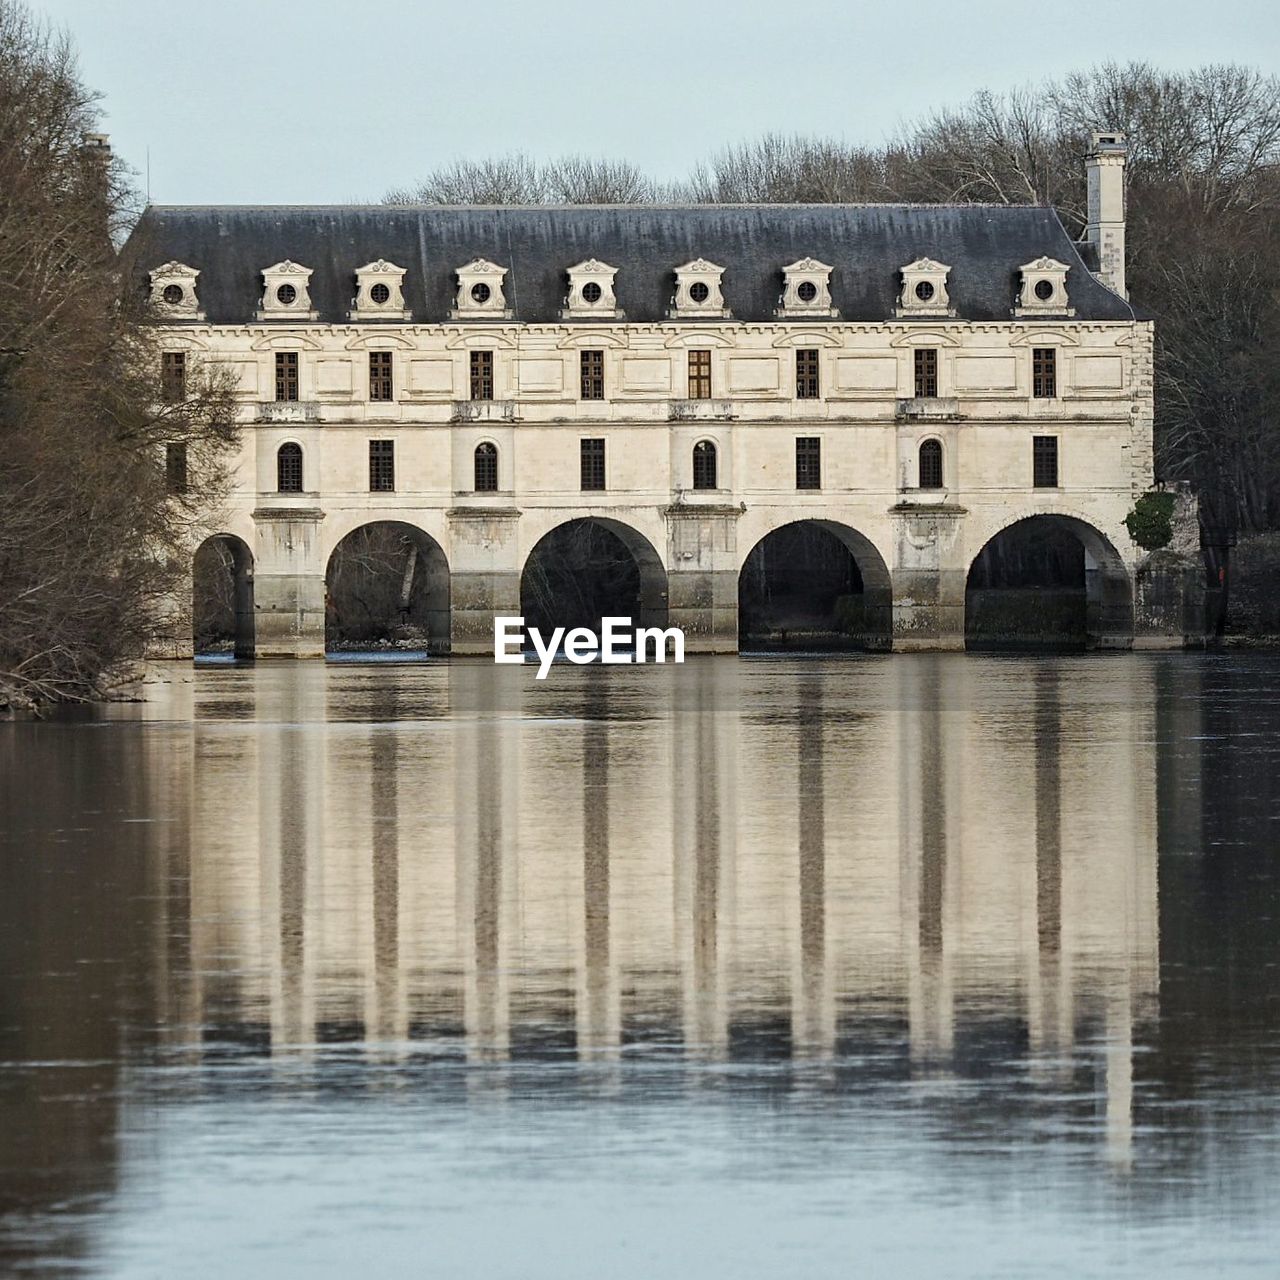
[181, 659, 1160, 1158]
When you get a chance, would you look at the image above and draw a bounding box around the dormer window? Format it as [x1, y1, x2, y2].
[351, 260, 410, 321]
[452, 259, 512, 319]
[1016, 257, 1073, 316]
[670, 259, 729, 319]
[897, 258, 953, 317]
[148, 261, 204, 320]
[257, 261, 317, 321]
[777, 258, 836, 318]
[563, 259, 622, 319]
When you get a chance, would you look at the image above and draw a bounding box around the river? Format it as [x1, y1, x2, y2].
[2, 654, 1278, 1277]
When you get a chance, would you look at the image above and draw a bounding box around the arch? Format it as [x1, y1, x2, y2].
[738, 519, 892, 651]
[276, 441, 303, 492]
[918, 438, 944, 490]
[692, 439, 718, 490]
[520, 517, 667, 637]
[473, 441, 499, 492]
[325, 521, 450, 654]
[192, 533, 254, 660]
[965, 514, 1132, 649]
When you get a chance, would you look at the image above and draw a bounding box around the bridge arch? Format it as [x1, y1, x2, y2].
[193, 533, 255, 659]
[325, 520, 450, 653]
[966, 513, 1133, 649]
[519, 516, 668, 636]
[738, 519, 892, 650]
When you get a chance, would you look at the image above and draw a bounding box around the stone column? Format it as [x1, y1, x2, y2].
[447, 506, 521, 655]
[252, 508, 327, 657]
[889, 502, 968, 651]
[663, 502, 743, 653]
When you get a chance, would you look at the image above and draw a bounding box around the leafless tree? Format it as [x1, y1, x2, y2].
[0, 0, 238, 711]
[386, 153, 661, 205]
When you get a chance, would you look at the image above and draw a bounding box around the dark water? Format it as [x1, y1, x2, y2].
[1, 654, 1278, 1278]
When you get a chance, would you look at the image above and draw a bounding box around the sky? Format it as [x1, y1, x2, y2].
[30, 0, 1280, 206]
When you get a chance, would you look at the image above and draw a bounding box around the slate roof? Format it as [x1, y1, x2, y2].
[125, 203, 1141, 324]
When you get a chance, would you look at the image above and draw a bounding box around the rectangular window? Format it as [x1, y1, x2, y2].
[369, 439, 395, 492]
[369, 351, 393, 401]
[688, 349, 712, 400]
[914, 348, 938, 398]
[165, 443, 188, 494]
[796, 348, 821, 400]
[795, 437, 822, 490]
[580, 438, 606, 491]
[470, 350, 494, 401]
[1032, 347, 1057, 398]
[161, 351, 186, 402]
[275, 351, 299, 402]
[580, 349, 605, 401]
[1033, 435, 1059, 488]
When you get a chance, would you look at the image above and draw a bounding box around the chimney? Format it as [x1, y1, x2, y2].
[81, 131, 112, 164]
[1085, 131, 1127, 299]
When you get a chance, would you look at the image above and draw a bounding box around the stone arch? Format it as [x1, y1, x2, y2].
[738, 519, 892, 650]
[325, 520, 450, 653]
[193, 533, 254, 659]
[520, 516, 668, 636]
[966, 513, 1133, 649]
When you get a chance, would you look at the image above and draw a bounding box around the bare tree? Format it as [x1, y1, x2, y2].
[386, 153, 661, 205]
[0, 0, 238, 711]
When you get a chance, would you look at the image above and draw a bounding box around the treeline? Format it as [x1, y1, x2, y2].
[388, 64, 1280, 535]
[0, 0, 236, 710]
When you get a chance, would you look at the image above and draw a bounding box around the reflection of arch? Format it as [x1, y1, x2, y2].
[193, 533, 254, 659]
[738, 519, 892, 650]
[520, 517, 667, 636]
[966, 514, 1132, 649]
[325, 521, 450, 653]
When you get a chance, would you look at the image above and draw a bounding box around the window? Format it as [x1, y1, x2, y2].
[1033, 348, 1056, 398]
[918, 439, 943, 490]
[1033, 436, 1059, 488]
[914, 348, 938, 398]
[277, 442, 303, 493]
[796, 348, 820, 399]
[369, 351, 393, 402]
[580, 349, 605, 401]
[474, 442, 498, 492]
[688, 349, 711, 400]
[369, 439, 395, 492]
[470, 350, 494, 401]
[161, 351, 186, 402]
[692, 440, 717, 490]
[795, 437, 821, 490]
[580, 438, 605, 491]
[275, 351, 299, 402]
[165, 443, 187, 494]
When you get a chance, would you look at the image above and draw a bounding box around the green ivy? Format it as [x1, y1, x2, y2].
[1125, 491, 1177, 551]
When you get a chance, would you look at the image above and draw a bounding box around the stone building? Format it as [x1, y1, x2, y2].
[131, 132, 1190, 656]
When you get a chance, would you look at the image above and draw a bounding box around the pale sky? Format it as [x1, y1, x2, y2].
[33, 0, 1280, 205]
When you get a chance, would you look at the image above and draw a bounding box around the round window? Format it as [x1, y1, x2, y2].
[276, 283, 297, 306]
[915, 280, 935, 302]
[1034, 279, 1055, 301]
[370, 282, 391, 305]
[796, 280, 818, 303]
[471, 282, 491, 304]
[689, 281, 710, 304]
[161, 284, 184, 305]
[581, 281, 603, 304]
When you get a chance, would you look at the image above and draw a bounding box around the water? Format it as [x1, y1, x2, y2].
[1, 654, 1278, 1278]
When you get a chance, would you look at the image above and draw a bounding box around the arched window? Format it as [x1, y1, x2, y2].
[277, 442, 303, 493]
[692, 440, 717, 490]
[474, 441, 498, 492]
[918, 438, 943, 490]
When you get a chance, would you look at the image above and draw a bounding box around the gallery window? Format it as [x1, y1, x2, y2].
[580, 438, 606, 491]
[369, 351, 394, 401]
[274, 351, 299, 402]
[1033, 435, 1059, 488]
[474, 442, 498, 492]
[161, 350, 186, 402]
[795, 437, 821, 490]
[165, 443, 188, 494]
[470, 350, 494, 401]
[580, 349, 605, 401]
[796, 348, 820, 399]
[692, 440, 717, 490]
[369, 439, 395, 492]
[277, 442, 303, 493]
[1033, 348, 1057, 398]
[688, 349, 712, 400]
[914, 348, 938, 398]
[918, 438, 943, 489]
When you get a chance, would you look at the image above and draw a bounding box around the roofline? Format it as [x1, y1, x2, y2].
[140, 200, 1056, 214]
